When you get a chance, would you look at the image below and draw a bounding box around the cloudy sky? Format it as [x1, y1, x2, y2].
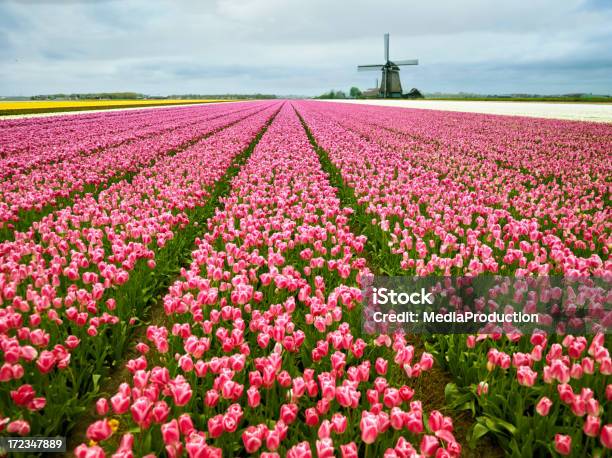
[1, 0, 611, 96]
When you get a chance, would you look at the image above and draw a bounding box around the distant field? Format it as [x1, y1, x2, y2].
[0, 99, 228, 115]
[330, 99, 612, 122]
[427, 96, 612, 103]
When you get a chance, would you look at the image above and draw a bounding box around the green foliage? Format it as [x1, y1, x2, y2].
[30, 93, 279, 101]
[31, 92, 143, 100]
[315, 89, 347, 99]
[166, 93, 277, 100]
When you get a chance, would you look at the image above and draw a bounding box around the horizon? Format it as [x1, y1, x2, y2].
[2, 90, 612, 99]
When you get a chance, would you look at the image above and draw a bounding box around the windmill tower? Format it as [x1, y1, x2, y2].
[358, 33, 418, 98]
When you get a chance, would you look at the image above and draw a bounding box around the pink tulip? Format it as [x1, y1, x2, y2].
[178, 414, 194, 436]
[316, 438, 334, 458]
[375, 357, 388, 375]
[223, 414, 238, 433]
[406, 410, 424, 433]
[516, 366, 537, 387]
[130, 397, 153, 427]
[399, 385, 414, 401]
[389, 407, 404, 430]
[74, 444, 105, 458]
[360, 412, 379, 444]
[327, 415, 345, 435]
[305, 408, 320, 426]
[383, 387, 401, 408]
[169, 379, 192, 406]
[557, 384, 574, 404]
[318, 420, 332, 439]
[242, 426, 263, 454]
[117, 433, 134, 453]
[204, 389, 219, 407]
[420, 352, 434, 371]
[86, 420, 113, 442]
[6, 420, 30, 436]
[161, 419, 180, 445]
[208, 414, 224, 438]
[554, 434, 572, 455]
[10, 384, 36, 406]
[247, 386, 260, 408]
[286, 441, 312, 458]
[152, 401, 170, 423]
[584, 415, 601, 437]
[340, 442, 358, 458]
[110, 392, 130, 414]
[95, 398, 109, 416]
[280, 403, 299, 424]
[420, 435, 439, 456]
[535, 397, 553, 416]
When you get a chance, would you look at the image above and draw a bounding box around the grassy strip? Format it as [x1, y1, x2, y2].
[0, 101, 234, 116]
[0, 105, 272, 242]
[294, 107, 503, 457]
[62, 106, 281, 451]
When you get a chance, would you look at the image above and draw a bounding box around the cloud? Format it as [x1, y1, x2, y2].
[0, 0, 610, 95]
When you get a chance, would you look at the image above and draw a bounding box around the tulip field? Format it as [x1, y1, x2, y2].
[0, 100, 610, 457]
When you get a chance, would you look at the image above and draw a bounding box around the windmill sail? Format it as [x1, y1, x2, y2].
[394, 59, 419, 66]
[384, 33, 389, 62]
[358, 64, 384, 71]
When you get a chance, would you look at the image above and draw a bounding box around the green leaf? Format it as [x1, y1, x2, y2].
[92, 374, 101, 392]
[494, 417, 518, 436]
[469, 422, 490, 448]
[444, 382, 459, 399]
[444, 382, 474, 411]
[479, 415, 518, 437]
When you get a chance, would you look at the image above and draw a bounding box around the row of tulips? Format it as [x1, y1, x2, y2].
[0, 102, 267, 233]
[0, 102, 280, 436]
[74, 103, 461, 458]
[0, 102, 171, 154]
[293, 101, 611, 456]
[0, 103, 231, 176]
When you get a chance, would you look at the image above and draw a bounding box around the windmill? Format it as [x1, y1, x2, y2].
[358, 33, 418, 98]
